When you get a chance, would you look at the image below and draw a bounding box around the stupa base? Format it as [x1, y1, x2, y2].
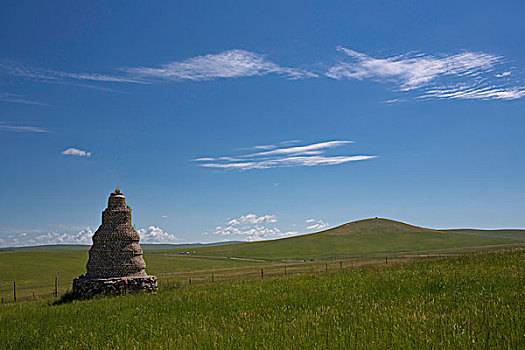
[72, 275, 157, 298]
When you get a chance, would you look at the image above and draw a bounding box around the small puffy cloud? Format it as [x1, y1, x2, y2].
[306, 219, 329, 231]
[204, 213, 297, 242]
[62, 147, 92, 157]
[1, 225, 177, 247]
[496, 71, 511, 78]
[238, 214, 277, 225]
[35, 227, 94, 245]
[137, 226, 178, 243]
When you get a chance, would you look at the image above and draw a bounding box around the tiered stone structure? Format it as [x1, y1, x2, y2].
[73, 189, 157, 297]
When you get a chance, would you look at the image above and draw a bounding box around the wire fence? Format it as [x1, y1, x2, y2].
[2, 245, 520, 305]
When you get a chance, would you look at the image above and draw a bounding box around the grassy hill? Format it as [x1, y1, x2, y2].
[193, 218, 525, 260]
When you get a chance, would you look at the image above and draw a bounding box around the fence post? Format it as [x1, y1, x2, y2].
[189, 278, 192, 285]
[340, 261, 343, 270]
[261, 269, 264, 279]
[33, 291, 35, 301]
[14, 281, 16, 302]
[211, 274, 214, 283]
[385, 257, 388, 264]
[284, 266, 287, 276]
[325, 263, 328, 272]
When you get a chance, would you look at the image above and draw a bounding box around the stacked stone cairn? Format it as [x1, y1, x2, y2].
[73, 189, 157, 298]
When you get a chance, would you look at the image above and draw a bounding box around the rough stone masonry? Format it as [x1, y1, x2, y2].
[72, 189, 157, 297]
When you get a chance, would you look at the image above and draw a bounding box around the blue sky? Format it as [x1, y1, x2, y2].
[1, 1, 524, 246]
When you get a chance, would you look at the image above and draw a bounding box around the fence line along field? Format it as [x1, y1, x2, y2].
[0, 248, 523, 349]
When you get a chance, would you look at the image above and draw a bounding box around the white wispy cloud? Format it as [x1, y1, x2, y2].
[242, 140, 354, 157]
[0, 93, 48, 106]
[2, 48, 522, 101]
[327, 46, 500, 90]
[0, 121, 48, 133]
[204, 213, 297, 241]
[0, 60, 146, 84]
[326, 47, 524, 101]
[381, 98, 405, 104]
[137, 226, 178, 243]
[123, 49, 317, 81]
[194, 140, 376, 170]
[62, 147, 92, 157]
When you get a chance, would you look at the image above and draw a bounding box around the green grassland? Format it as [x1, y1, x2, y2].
[1, 218, 524, 303]
[191, 218, 525, 260]
[0, 252, 268, 301]
[0, 248, 523, 349]
[445, 228, 525, 240]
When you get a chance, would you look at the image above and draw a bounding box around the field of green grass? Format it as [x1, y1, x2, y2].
[0, 248, 523, 349]
[0, 251, 269, 302]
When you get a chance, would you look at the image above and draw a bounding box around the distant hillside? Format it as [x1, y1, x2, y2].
[192, 218, 525, 260]
[444, 229, 525, 241]
[0, 241, 243, 253]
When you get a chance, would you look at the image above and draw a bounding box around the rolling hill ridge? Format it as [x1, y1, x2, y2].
[192, 218, 525, 260]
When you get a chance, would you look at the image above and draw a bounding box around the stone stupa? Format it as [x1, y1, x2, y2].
[73, 189, 157, 297]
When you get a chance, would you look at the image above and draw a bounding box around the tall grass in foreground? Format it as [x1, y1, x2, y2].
[0, 249, 523, 349]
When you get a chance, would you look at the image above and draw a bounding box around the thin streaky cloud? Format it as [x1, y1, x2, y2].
[243, 141, 355, 158]
[199, 155, 377, 170]
[420, 85, 525, 100]
[381, 98, 405, 104]
[0, 60, 148, 85]
[193, 157, 216, 161]
[280, 140, 302, 146]
[123, 49, 317, 81]
[0, 93, 48, 106]
[0, 122, 48, 133]
[252, 144, 278, 150]
[195, 140, 376, 170]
